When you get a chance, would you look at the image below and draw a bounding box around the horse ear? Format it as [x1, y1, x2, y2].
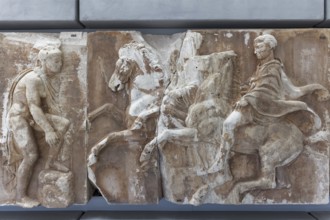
[124, 57, 134, 64]
[120, 56, 129, 63]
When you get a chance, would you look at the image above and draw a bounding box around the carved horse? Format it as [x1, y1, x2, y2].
[87, 42, 164, 164]
[215, 84, 330, 204]
[139, 51, 239, 165]
[137, 48, 329, 204]
[138, 51, 240, 204]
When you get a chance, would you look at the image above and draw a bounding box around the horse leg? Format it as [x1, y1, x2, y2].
[88, 130, 134, 165]
[276, 166, 291, 189]
[161, 128, 209, 174]
[88, 103, 125, 124]
[226, 168, 276, 204]
[139, 128, 197, 162]
[139, 137, 158, 162]
[161, 128, 197, 149]
[227, 138, 292, 203]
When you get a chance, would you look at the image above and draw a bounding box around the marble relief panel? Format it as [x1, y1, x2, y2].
[87, 30, 330, 205]
[0, 33, 89, 208]
[0, 29, 329, 208]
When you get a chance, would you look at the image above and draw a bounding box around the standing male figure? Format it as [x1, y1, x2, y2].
[208, 34, 329, 176]
[6, 45, 70, 207]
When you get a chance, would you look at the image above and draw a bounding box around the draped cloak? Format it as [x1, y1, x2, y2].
[243, 59, 319, 125]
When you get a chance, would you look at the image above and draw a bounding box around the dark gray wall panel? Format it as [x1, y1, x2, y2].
[80, 0, 324, 28]
[80, 211, 315, 220]
[0, 0, 82, 29]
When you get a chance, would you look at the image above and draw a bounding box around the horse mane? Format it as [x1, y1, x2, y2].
[222, 55, 240, 106]
[119, 41, 162, 74]
[193, 51, 240, 107]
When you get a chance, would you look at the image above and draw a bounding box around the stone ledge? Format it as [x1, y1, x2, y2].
[80, 211, 315, 220]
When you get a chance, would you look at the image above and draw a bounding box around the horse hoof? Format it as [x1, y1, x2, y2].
[87, 154, 98, 166]
[16, 197, 40, 208]
[139, 151, 151, 163]
[189, 184, 209, 205]
[196, 167, 208, 176]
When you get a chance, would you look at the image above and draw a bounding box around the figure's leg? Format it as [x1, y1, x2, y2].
[44, 114, 70, 171]
[9, 116, 40, 207]
[208, 110, 249, 174]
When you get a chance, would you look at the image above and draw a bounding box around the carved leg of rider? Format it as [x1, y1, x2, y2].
[208, 110, 242, 174]
[209, 109, 252, 177]
[10, 116, 40, 207]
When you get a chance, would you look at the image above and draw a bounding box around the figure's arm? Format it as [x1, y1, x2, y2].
[26, 78, 59, 147]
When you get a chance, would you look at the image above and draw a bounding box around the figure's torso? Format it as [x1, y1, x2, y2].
[9, 71, 46, 118]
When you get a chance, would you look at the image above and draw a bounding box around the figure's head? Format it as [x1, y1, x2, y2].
[254, 34, 277, 61]
[38, 46, 62, 75]
[108, 57, 134, 92]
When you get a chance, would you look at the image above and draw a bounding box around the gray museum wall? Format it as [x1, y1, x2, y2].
[0, 0, 329, 30]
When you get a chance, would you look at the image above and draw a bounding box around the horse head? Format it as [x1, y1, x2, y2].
[108, 57, 136, 92]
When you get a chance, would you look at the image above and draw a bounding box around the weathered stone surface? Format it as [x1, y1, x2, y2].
[0, 32, 89, 208]
[38, 170, 74, 208]
[87, 29, 329, 205]
[0, 29, 328, 207]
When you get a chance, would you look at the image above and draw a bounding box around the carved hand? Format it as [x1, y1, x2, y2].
[235, 99, 248, 109]
[87, 152, 97, 166]
[45, 131, 60, 147]
[130, 118, 143, 130]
